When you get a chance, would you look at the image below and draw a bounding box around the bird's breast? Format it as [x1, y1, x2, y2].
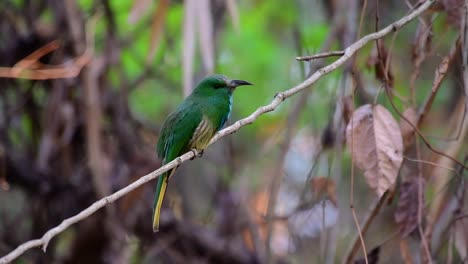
[189, 116, 216, 150]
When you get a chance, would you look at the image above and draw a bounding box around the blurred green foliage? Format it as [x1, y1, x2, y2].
[74, 0, 334, 135]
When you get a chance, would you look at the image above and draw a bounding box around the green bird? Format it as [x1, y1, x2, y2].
[153, 74, 252, 232]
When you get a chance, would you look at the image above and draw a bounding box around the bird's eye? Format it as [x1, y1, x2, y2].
[214, 82, 226, 89]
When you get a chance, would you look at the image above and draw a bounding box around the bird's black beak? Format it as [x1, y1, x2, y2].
[229, 79, 253, 88]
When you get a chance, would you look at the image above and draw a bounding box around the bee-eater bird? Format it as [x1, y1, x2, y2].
[153, 74, 252, 232]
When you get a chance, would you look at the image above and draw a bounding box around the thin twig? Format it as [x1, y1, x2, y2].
[417, 40, 460, 127]
[416, 123, 433, 263]
[0, 15, 97, 80]
[391, 93, 468, 170]
[11, 40, 61, 73]
[0, 2, 436, 262]
[403, 156, 461, 177]
[345, 0, 367, 260]
[348, 81, 368, 264]
[405, 6, 433, 259]
[403, 155, 461, 177]
[357, 0, 368, 38]
[373, 1, 430, 261]
[264, 19, 340, 263]
[343, 192, 389, 264]
[296, 51, 345, 61]
[350, 209, 368, 264]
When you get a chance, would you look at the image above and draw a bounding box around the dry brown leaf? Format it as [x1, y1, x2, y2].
[366, 41, 394, 87]
[321, 122, 336, 150]
[342, 95, 355, 126]
[394, 176, 425, 237]
[400, 107, 418, 151]
[146, 0, 170, 64]
[310, 177, 337, 206]
[346, 104, 404, 197]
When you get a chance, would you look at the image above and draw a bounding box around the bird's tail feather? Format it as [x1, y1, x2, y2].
[152, 171, 170, 232]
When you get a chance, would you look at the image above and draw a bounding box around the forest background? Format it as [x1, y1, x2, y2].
[0, 0, 467, 263]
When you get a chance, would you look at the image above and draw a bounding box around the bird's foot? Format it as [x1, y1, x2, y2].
[190, 149, 204, 160]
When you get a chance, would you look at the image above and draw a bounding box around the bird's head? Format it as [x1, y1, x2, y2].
[193, 74, 253, 96]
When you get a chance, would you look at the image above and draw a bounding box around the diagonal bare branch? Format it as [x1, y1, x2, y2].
[0, 1, 435, 263]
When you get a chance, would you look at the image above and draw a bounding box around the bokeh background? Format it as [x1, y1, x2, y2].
[0, 0, 467, 263]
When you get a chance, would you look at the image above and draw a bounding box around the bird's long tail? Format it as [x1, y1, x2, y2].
[152, 170, 170, 232]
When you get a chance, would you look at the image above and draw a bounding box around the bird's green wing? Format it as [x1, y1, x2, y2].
[153, 102, 202, 231]
[157, 101, 203, 164]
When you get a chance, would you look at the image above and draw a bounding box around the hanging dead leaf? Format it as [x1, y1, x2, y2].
[366, 41, 394, 86]
[399, 107, 418, 151]
[394, 176, 425, 237]
[342, 95, 355, 126]
[146, 0, 170, 64]
[346, 104, 404, 197]
[321, 122, 336, 150]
